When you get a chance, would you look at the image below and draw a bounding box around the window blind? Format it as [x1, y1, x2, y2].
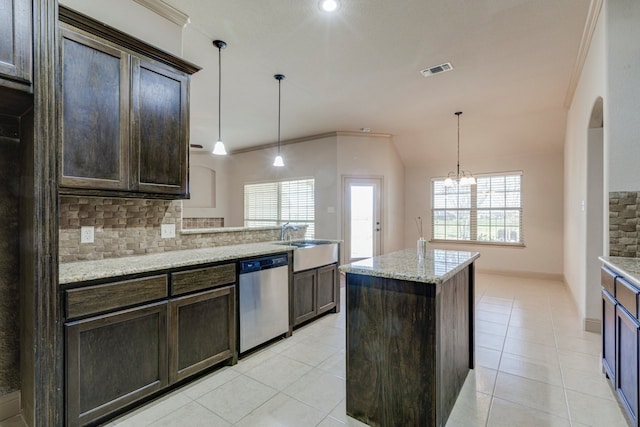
[431, 171, 523, 245]
[244, 178, 315, 238]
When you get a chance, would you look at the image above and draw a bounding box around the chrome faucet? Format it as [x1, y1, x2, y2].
[281, 222, 299, 241]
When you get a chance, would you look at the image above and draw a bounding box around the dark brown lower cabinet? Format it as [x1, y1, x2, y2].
[65, 301, 168, 427]
[602, 289, 616, 385]
[317, 264, 338, 314]
[169, 285, 236, 383]
[616, 304, 639, 426]
[292, 263, 339, 327]
[293, 269, 317, 325]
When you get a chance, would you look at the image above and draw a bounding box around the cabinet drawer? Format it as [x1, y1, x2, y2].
[66, 275, 168, 319]
[602, 267, 617, 296]
[171, 263, 236, 296]
[616, 277, 639, 318]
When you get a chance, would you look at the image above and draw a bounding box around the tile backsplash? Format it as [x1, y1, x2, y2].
[609, 191, 640, 257]
[59, 197, 304, 263]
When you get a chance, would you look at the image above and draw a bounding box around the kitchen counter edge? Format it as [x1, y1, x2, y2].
[600, 256, 640, 289]
[339, 248, 480, 285]
[60, 240, 338, 285]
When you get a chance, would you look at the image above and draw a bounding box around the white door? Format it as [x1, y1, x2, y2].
[343, 177, 382, 263]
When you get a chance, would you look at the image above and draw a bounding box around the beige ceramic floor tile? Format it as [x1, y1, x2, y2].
[506, 324, 556, 346]
[493, 372, 569, 419]
[487, 397, 571, 427]
[326, 398, 375, 426]
[502, 337, 559, 365]
[476, 309, 511, 325]
[147, 401, 229, 427]
[243, 353, 313, 391]
[113, 390, 192, 427]
[498, 352, 563, 386]
[234, 393, 326, 427]
[461, 366, 498, 395]
[180, 366, 240, 400]
[0, 415, 27, 427]
[475, 319, 508, 337]
[196, 375, 277, 424]
[475, 331, 506, 351]
[561, 366, 616, 401]
[557, 349, 602, 373]
[317, 349, 346, 379]
[283, 368, 346, 413]
[476, 301, 512, 314]
[565, 389, 629, 427]
[445, 388, 491, 427]
[279, 341, 342, 367]
[475, 347, 502, 370]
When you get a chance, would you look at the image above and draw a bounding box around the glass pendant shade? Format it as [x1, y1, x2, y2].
[212, 139, 227, 155]
[273, 155, 284, 167]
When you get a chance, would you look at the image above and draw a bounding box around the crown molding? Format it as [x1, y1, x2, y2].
[133, 0, 190, 28]
[564, 0, 604, 108]
[226, 131, 393, 155]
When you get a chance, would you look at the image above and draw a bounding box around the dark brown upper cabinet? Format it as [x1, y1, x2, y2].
[58, 6, 200, 199]
[0, 0, 32, 93]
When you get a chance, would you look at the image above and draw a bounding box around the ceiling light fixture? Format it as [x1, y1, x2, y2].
[444, 112, 476, 187]
[273, 74, 286, 167]
[320, 0, 339, 12]
[212, 40, 227, 155]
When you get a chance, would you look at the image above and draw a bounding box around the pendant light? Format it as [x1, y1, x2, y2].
[444, 112, 476, 187]
[273, 74, 285, 167]
[212, 40, 227, 155]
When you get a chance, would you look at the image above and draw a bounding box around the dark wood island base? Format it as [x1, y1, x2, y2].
[341, 249, 478, 427]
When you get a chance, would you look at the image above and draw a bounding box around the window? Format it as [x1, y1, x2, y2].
[431, 172, 522, 244]
[244, 178, 315, 238]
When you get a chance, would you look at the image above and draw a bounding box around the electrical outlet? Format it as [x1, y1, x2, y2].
[161, 224, 176, 239]
[80, 226, 94, 243]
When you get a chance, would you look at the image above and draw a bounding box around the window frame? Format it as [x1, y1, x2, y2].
[430, 171, 524, 247]
[244, 177, 315, 239]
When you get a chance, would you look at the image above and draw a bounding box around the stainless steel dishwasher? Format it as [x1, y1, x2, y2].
[239, 253, 289, 353]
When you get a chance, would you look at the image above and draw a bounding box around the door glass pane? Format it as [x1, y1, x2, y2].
[350, 185, 374, 259]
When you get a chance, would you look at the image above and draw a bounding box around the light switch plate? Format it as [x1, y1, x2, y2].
[161, 223, 176, 239]
[80, 226, 94, 243]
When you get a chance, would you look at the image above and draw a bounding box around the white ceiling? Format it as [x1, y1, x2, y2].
[164, 0, 591, 167]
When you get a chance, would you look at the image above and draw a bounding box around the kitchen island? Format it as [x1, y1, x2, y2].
[339, 248, 479, 427]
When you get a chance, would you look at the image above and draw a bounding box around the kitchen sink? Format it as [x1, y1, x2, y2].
[275, 240, 339, 272]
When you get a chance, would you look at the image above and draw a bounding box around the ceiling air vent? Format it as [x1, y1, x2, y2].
[420, 62, 453, 77]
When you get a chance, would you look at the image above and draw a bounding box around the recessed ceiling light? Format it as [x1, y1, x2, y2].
[320, 0, 339, 12]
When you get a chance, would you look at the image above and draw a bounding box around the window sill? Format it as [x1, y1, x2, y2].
[429, 239, 525, 248]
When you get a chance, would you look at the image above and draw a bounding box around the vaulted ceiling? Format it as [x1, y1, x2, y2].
[166, 0, 590, 166]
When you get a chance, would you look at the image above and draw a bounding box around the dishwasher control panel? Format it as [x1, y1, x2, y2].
[239, 254, 288, 273]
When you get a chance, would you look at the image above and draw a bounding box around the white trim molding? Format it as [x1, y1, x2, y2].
[564, 0, 604, 107]
[133, 0, 190, 27]
[584, 317, 601, 334]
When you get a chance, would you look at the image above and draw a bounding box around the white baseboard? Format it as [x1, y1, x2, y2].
[0, 390, 20, 422]
[476, 268, 564, 282]
[584, 317, 601, 333]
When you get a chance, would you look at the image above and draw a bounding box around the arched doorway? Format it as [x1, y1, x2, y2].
[584, 96, 604, 332]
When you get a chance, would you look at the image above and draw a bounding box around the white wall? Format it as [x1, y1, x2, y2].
[336, 134, 405, 255]
[404, 150, 564, 276]
[607, 0, 640, 191]
[563, 8, 605, 325]
[182, 152, 231, 220]
[227, 136, 339, 237]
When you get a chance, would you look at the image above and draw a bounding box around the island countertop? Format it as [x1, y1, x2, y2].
[339, 248, 480, 285]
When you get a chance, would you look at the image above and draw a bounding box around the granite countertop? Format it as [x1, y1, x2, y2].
[60, 239, 342, 285]
[600, 256, 640, 288]
[339, 248, 480, 285]
[60, 242, 293, 284]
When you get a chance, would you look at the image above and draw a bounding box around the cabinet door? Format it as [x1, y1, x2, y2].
[132, 58, 188, 196]
[169, 285, 236, 384]
[602, 289, 616, 385]
[0, 0, 32, 90]
[60, 28, 129, 190]
[616, 305, 639, 426]
[317, 264, 338, 315]
[66, 301, 168, 427]
[293, 270, 317, 325]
